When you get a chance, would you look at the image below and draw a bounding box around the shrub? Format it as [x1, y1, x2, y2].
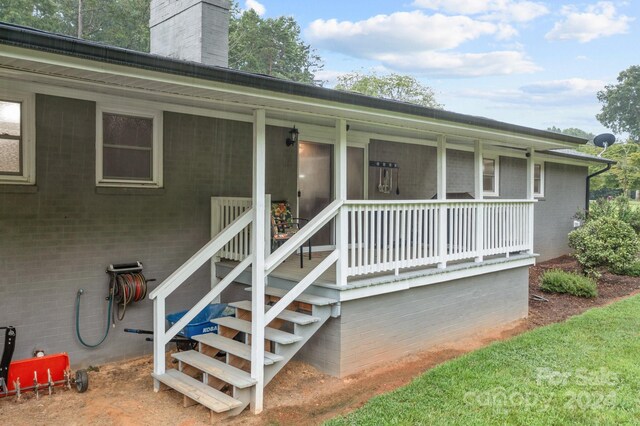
[540, 269, 598, 298]
[611, 260, 640, 277]
[583, 196, 640, 234]
[568, 216, 640, 276]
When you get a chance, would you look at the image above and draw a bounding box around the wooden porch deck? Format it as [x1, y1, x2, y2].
[217, 249, 512, 287]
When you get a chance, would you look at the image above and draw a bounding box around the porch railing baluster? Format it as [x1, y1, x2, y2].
[343, 199, 535, 278]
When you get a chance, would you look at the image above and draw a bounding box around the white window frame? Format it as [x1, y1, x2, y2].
[482, 154, 499, 197]
[534, 160, 545, 198]
[96, 104, 163, 188]
[0, 89, 35, 185]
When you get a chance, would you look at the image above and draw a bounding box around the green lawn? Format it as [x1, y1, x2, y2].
[328, 295, 640, 425]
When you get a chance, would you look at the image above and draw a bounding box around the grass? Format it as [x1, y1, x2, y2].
[540, 269, 598, 298]
[327, 295, 640, 426]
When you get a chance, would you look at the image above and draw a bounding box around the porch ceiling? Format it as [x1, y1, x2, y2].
[0, 43, 577, 151]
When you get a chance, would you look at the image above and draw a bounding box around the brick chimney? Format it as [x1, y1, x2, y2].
[149, 0, 230, 67]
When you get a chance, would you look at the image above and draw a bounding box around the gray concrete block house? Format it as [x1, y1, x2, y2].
[0, 0, 614, 417]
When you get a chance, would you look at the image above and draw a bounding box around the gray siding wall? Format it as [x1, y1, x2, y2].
[297, 266, 529, 377]
[534, 162, 586, 261]
[368, 140, 437, 200]
[0, 95, 296, 366]
[446, 150, 474, 195]
[295, 317, 341, 377]
[366, 139, 587, 260]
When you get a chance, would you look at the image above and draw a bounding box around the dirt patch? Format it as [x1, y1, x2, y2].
[528, 255, 640, 329]
[2, 256, 639, 426]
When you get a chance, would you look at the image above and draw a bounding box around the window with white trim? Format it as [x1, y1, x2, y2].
[96, 105, 163, 187]
[0, 90, 35, 185]
[534, 161, 545, 198]
[482, 155, 499, 196]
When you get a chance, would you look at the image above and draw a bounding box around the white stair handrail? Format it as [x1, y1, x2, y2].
[163, 255, 253, 345]
[264, 199, 343, 274]
[150, 208, 254, 300]
[264, 249, 339, 325]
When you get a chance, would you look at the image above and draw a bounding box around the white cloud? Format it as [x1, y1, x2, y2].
[520, 78, 605, 96]
[546, 2, 632, 42]
[376, 50, 540, 77]
[244, 0, 266, 16]
[412, 0, 549, 22]
[461, 78, 605, 104]
[307, 12, 501, 55]
[314, 69, 347, 86]
[306, 11, 538, 77]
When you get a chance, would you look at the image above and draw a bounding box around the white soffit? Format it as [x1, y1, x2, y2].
[0, 46, 580, 151]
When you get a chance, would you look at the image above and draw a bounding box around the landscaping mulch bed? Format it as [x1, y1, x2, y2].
[2, 256, 639, 426]
[528, 255, 640, 329]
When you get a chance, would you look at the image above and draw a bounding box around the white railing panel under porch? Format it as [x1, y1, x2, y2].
[344, 200, 534, 277]
[211, 195, 271, 261]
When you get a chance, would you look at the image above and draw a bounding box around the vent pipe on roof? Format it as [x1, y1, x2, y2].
[149, 0, 230, 68]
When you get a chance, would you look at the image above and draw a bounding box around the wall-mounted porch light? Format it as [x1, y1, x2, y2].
[286, 126, 299, 146]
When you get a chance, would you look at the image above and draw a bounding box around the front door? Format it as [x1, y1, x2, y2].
[298, 141, 333, 246]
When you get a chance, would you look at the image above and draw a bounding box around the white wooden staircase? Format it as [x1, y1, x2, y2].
[152, 288, 336, 418]
[148, 194, 344, 419]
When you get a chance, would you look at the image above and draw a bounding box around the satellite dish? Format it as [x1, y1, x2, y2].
[593, 133, 616, 156]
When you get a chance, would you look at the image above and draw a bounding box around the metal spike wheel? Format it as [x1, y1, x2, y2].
[74, 369, 89, 393]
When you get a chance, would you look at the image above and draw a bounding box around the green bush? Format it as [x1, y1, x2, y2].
[611, 260, 640, 277]
[540, 269, 598, 298]
[583, 196, 640, 234]
[568, 216, 640, 276]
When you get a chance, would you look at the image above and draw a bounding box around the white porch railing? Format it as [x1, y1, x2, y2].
[344, 199, 534, 277]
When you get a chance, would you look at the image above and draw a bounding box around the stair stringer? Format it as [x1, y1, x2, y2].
[212, 303, 333, 418]
[264, 304, 333, 385]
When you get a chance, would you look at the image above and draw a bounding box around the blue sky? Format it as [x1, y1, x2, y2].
[243, 0, 637, 136]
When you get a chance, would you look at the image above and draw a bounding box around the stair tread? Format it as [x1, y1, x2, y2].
[229, 300, 320, 325]
[191, 333, 283, 365]
[212, 317, 302, 345]
[171, 350, 257, 389]
[243, 286, 337, 306]
[152, 369, 242, 413]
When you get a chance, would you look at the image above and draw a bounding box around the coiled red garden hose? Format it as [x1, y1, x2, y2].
[113, 273, 148, 321]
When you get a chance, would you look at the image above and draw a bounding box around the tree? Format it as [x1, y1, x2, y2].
[579, 139, 640, 197]
[547, 126, 595, 141]
[597, 65, 640, 141]
[1, 1, 323, 83]
[0, 0, 150, 51]
[228, 8, 323, 84]
[335, 72, 443, 109]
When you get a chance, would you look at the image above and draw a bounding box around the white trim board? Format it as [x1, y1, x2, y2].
[0, 76, 600, 170]
[0, 88, 35, 185]
[0, 46, 580, 150]
[95, 103, 164, 188]
[336, 255, 536, 302]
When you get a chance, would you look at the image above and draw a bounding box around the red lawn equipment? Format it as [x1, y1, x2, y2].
[0, 326, 88, 400]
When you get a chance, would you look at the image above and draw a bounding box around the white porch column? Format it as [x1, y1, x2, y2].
[250, 109, 266, 414]
[437, 135, 447, 269]
[474, 140, 484, 263]
[335, 118, 348, 285]
[526, 147, 535, 254]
